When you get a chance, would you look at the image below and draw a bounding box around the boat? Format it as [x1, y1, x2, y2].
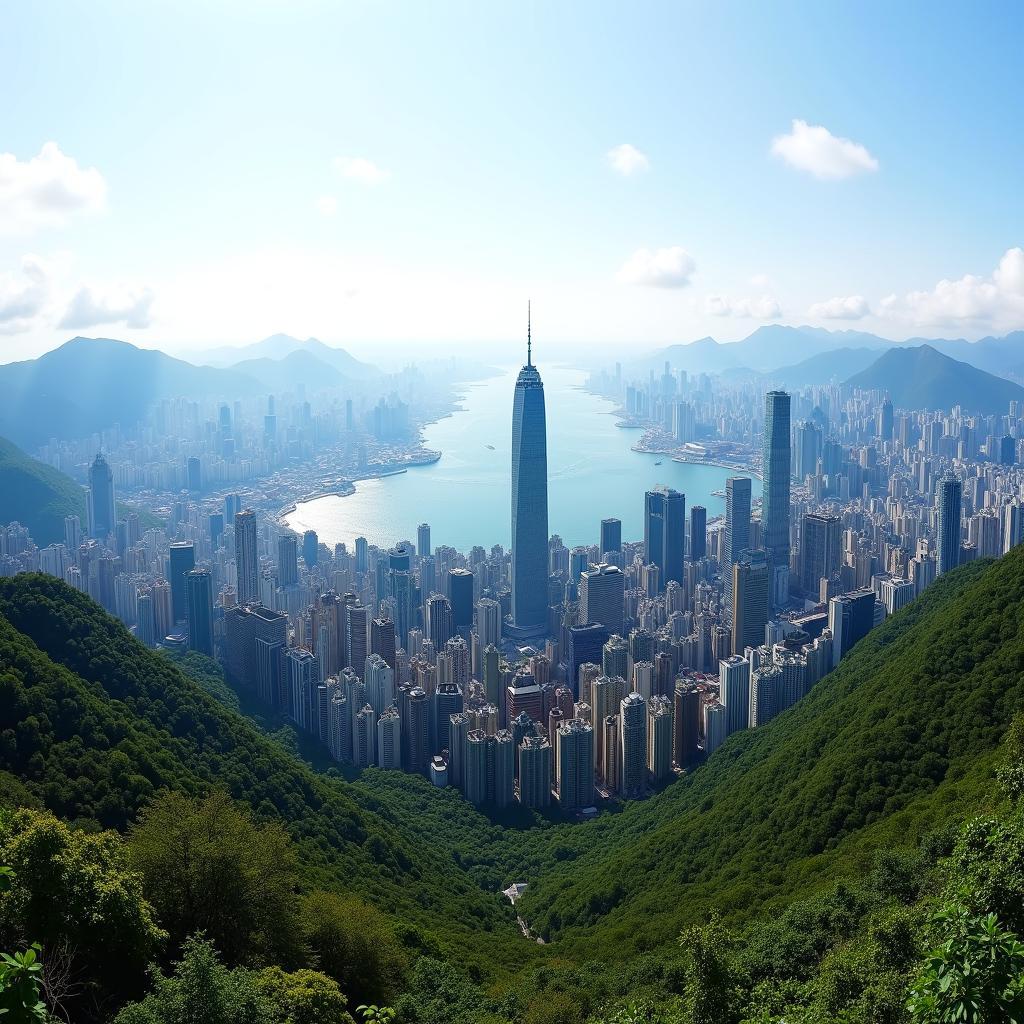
[485, 444, 495, 450]
[654, 460, 663, 465]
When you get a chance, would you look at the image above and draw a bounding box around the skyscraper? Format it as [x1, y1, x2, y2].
[689, 505, 707, 561]
[723, 476, 751, 615]
[719, 655, 751, 735]
[800, 512, 841, 595]
[619, 691, 647, 798]
[168, 541, 195, 624]
[509, 305, 549, 638]
[762, 390, 792, 606]
[556, 718, 595, 810]
[87, 453, 116, 540]
[302, 529, 319, 569]
[426, 593, 454, 651]
[600, 517, 622, 555]
[476, 597, 502, 651]
[185, 567, 214, 657]
[417, 522, 431, 557]
[644, 487, 685, 589]
[732, 549, 769, 654]
[518, 735, 552, 807]
[828, 588, 877, 667]
[448, 568, 474, 638]
[937, 472, 963, 576]
[579, 562, 625, 637]
[234, 509, 259, 605]
[277, 533, 299, 587]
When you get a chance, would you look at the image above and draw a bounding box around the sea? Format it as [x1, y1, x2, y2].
[284, 366, 762, 552]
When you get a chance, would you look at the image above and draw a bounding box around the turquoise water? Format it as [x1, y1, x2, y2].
[285, 366, 761, 552]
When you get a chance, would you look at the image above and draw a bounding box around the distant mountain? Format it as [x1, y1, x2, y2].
[769, 347, 882, 388]
[636, 325, 893, 376]
[906, 330, 1024, 379]
[0, 337, 260, 448]
[0, 437, 86, 545]
[195, 334, 379, 378]
[633, 326, 1024, 382]
[232, 349, 356, 390]
[845, 344, 1024, 414]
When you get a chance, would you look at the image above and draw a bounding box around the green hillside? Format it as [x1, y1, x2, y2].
[0, 436, 163, 544]
[515, 552, 1021, 954]
[1, 549, 1024, 1022]
[0, 437, 87, 545]
[844, 343, 1024, 414]
[0, 574, 527, 981]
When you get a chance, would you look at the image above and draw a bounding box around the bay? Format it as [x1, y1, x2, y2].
[284, 366, 761, 552]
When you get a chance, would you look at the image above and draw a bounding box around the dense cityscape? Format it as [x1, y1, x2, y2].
[6, 7, 1024, 1019]
[2, 317, 1018, 817]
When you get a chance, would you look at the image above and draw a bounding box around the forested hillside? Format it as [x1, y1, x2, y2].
[514, 552, 1020, 952]
[0, 551, 1023, 1022]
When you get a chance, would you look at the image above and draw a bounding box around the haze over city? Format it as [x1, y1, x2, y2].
[2, 5, 1024, 1024]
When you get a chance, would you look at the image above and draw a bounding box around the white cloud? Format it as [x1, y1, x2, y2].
[0, 142, 107, 233]
[333, 156, 389, 185]
[704, 293, 782, 319]
[0, 255, 51, 332]
[808, 294, 871, 320]
[60, 282, 155, 330]
[317, 195, 338, 216]
[880, 247, 1024, 329]
[617, 247, 695, 288]
[606, 143, 650, 176]
[771, 119, 879, 180]
[994, 246, 1024, 295]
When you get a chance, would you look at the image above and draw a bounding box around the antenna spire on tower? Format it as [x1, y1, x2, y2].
[527, 300, 532, 367]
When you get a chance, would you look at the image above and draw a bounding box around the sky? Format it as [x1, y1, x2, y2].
[1, 0, 1023, 364]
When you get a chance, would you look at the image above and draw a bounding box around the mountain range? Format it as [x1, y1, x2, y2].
[189, 333, 379, 378]
[0, 334, 379, 448]
[635, 324, 1024, 381]
[845, 344, 1024, 415]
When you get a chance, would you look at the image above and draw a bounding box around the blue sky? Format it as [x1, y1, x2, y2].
[1, 0, 1022, 362]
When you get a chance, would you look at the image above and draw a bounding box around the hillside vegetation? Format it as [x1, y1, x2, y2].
[1, 549, 1023, 1021]
[0, 438, 88, 545]
[516, 553, 1019, 952]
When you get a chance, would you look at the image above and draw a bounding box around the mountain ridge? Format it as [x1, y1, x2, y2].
[844, 343, 1024, 414]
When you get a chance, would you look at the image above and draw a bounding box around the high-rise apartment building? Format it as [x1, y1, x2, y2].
[579, 562, 625, 636]
[185, 567, 214, 657]
[234, 509, 259, 605]
[556, 718, 595, 810]
[763, 390, 792, 606]
[732, 549, 769, 655]
[937, 472, 963, 576]
[600, 517, 622, 555]
[619, 691, 647, 798]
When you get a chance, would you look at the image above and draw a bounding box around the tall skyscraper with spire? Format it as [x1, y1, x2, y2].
[762, 390, 792, 607]
[509, 303, 549, 638]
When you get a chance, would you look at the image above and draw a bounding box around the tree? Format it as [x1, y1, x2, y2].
[677, 917, 739, 1024]
[907, 907, 1024, 1023]
[113, 935, 272, 1024]
[128, 791, 304, 968]
[301, 891, 406, 1008]
[0, 808, 163, 1016]
[252, 966, 353, 1024]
